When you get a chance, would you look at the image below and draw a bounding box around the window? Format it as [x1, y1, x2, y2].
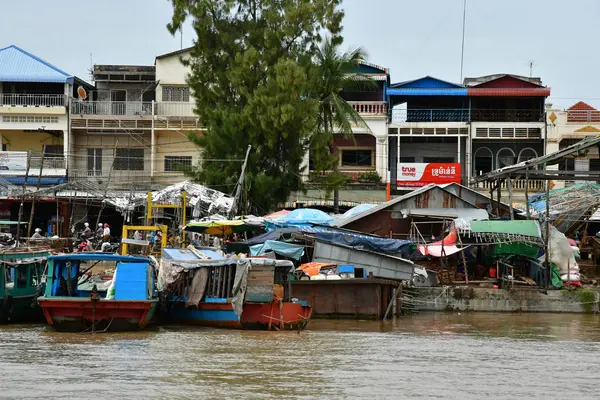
[114, 148, 144, 171]
[162, 86, 190, 102]
[590, 159, 600, 171]
[423, 157, 454, 163]
[87, 148, 102, 176]
[341, 149, 373, 167]
[399, 157, 415, 163]
[44, 145, 63, 158]
[164, 156, 192, 172]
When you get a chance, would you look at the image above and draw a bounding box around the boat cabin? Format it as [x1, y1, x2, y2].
[0, 249, 47, 298]
[44, 254, 157, 300]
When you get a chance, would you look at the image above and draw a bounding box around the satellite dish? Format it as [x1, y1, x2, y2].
[77, 86, 87, 100]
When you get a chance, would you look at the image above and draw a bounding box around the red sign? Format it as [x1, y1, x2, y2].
[397, 163, 461, 188]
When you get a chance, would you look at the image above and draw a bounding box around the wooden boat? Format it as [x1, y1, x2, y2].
[0, 248, 49, 323]
[159, 248, 312, 330]
[38, 253, 158, 333]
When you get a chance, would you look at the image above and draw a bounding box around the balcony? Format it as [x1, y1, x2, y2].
[391, 108, 469, 123]
[0, 151, 66, 178]
[71, 101, 152, 116]
[390, 108, 543, 123]
[567, 110, 600, 123]
[470, 109, 543, 122]
[0, 94, 66, 107]
[472, 178, 545, 192]
[70, 101, 196, 117]
[349, 101, 387, 116]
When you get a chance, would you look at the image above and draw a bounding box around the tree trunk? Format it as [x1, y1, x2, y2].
[334, 187, 339, 214]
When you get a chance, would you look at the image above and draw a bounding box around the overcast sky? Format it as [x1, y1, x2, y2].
[3, 0, 599, 108]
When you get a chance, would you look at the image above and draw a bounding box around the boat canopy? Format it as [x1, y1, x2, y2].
[48, 253, 153, 263]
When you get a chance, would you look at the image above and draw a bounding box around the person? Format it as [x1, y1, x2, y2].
[212, 235, 221, 249]
[192, 234, 202, 247]
[31, 228, 44, 240]
[96, 223, 104, 239]
[82, 222, 92, 238]
[103, 223, 111, 242]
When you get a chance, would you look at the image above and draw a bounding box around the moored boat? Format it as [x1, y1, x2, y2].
[0, 248, 49, 323]
[159, 248, 312, 330]
[38, 253, 159, 332]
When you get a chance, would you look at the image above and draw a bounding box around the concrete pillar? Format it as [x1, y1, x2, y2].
[151, 101, 156, 180]
[376, 135, 388, 180]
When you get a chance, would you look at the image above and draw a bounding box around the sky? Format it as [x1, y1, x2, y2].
[2, 0, 600, 109]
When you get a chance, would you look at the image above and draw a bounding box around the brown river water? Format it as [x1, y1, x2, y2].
[1, 313, 600, 399]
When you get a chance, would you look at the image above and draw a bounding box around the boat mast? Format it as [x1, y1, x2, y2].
[229, 145, 252, 219]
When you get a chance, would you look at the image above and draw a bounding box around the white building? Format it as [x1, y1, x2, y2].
[70, 47, 204, 190]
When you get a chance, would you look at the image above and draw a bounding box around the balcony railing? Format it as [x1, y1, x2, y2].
[349, 101, 387, 115]
[0, 94, 66, 107]
[391, 108, 469, 123]
[71, 101, 196, 117]
[154, 102, 195, 117]
[470, 109, 543, 122]
[390, 108, 543, 123]
[30, 154, 66, 170]
[567, 110, 600, 123]
[473, 178, 545, 192]
[71, 101, 153, 116]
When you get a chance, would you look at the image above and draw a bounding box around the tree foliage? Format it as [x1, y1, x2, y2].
[309, 39, 374, 205]
[168, 0, 343, 214]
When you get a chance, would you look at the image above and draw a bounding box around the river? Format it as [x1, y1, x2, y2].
[1, 313, 599, 399]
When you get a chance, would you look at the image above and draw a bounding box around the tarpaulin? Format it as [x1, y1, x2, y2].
[470, 220, 541, 238]
[245, 228, 299, 245]
[314, 232, 415, 255]
[249, 240, 305, 261]
[417, 228, 467, 257]
[298, 262, 335, 277]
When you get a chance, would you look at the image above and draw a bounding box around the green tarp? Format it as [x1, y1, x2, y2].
[494, 242, 540, 259]
[470, 220, 541, 238]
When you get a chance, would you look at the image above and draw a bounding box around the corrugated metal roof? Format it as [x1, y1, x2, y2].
[467, 88, 550, 97]
[389, 76, 464, 89]
[386, 88, 468, 96]
[0, 45, 73, 83]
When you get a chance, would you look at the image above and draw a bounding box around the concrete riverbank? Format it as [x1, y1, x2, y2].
[410, 287, 600, 313]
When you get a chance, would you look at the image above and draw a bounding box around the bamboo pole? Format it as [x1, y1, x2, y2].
[27, 149, 46, 245]
[16, 152, 31, 246]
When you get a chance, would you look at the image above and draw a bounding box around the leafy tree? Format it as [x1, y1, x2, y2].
[309, 38, 374, 213]
[167, 0, 343, 214]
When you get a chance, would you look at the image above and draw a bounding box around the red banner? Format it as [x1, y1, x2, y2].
[397, 163, 461, 188]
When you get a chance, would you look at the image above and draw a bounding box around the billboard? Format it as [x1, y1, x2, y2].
[0, 152, 28, 171]
[397, 163, 461, 188]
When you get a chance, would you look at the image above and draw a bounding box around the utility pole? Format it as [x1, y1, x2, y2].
[459, 0, 467, 83]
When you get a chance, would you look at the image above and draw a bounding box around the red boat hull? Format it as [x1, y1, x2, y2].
[168, 300, 312, 330]
[38, 298, 158, 333]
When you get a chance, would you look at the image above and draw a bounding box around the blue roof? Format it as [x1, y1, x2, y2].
[0, 45, 73, 84]
[387, 76, 467, 96]
[49, 253, 153, 263]
[277, 208, 334, 225]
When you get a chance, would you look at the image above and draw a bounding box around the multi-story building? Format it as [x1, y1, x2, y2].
[0, 45, 92, 231]
[0, 45, 81, 186]
[292, 61, 389, 207]
[546, 101, 600, 188]
[70, 48, 203, 190]
[387, 73, 550, 203]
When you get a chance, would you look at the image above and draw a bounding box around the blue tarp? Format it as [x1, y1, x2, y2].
[315, 232, 414, 256]
[249, 240, 305, 261]
[245, 228, 299, 245]
[339, 204, 376, 220]
[277, 208, 333, 225]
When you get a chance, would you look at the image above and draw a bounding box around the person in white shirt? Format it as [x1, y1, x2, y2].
[103, 223, 111, 241]
[212, 235, 221, 249]
[31, 228, 44, 240]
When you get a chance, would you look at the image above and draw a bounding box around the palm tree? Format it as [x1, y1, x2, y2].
[311, 38, 375, 213]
